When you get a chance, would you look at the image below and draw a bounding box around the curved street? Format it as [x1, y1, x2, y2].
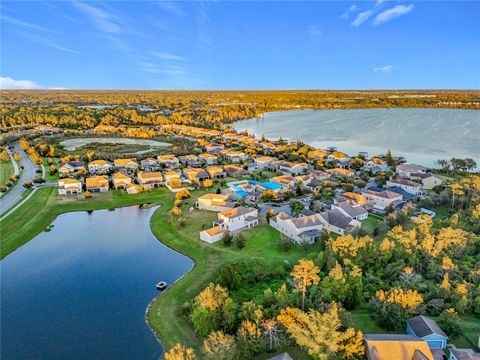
[0, 142, 38, 213]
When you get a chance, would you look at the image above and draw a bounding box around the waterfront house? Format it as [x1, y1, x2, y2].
[200, 226, 225, 244]
[88, 160, 112, 174]
[137, 171, 163, 189]
[196, 193, 235, 212]
[412, 173, 444, 190]
[113, 158, 138, 173]
[157, 154, 179, 168]
[270, 211, 323, 244]
[387, 178, 424, 196]
[58, 161, 85, 177]
[58, 178, 82, 195]
[141, 157, 159, 171]
[396, 164, 430, 178]
[279, 161, 308, 176]
[86, 175, 110, 192]
[363, 334, 434, 360]
[183, 168, 210, 183]
[112, 172, 132, 189]
[215, 206, 259, 233]
[406, 316, 448, 350]
[198, 153, 218, 165]
[223, 164, 247, 178]
[207, 165, 227, 179]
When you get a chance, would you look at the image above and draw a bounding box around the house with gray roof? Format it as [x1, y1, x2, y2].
[318, 208, 361, 235]
[407, 315, 448, 350]
[396, 164, 430, 178]
[270, 211, 323, 244]
[331, 201, 368, 221]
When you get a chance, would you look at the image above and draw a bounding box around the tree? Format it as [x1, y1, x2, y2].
[385, 149, 395, 166]
[437, 308, 461, 338]
[277, 304, 364, 360]
[291, 259, 320, 310]
[237, 320, 263, 357]
[232, 233, 246, 250]
[202, 331, 236, 360]
[164, 343, 196, 360]
[176, 189, 191, 200]
[203, 179, 213, 188]
[170, 178, 181, 189]
[171, 206, 182, 216]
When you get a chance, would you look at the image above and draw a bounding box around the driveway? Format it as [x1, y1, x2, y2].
[0, 142, 38, 213]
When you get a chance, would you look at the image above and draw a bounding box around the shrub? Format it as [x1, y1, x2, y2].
[84, 191, 92, 199]
[23, 181, 32, 188]
[278, 235, 293, 252]
[222, 232, 233, 246]
[232, 233, 247, 250]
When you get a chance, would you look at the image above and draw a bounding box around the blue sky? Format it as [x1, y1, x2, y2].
[1, 1, 479, 89]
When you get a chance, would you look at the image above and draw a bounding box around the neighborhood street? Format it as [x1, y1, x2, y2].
[0, 142, 38, 213]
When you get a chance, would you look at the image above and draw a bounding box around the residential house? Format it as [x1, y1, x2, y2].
[137, 171, 163, 189]
[294, 174, 314, 187]
[126, 183, 141, 194]
[112, 172, 132, 189]
[200, 226, 225, 244]
[270, 212, 323, 244]
[363, 186, 404, 211]
[318, 208, 361, 235]
[342, 192, 368, 206]
[224, 164, 247, 178]
[311, 170, 331, 181]
[279, 161, 308, 176]
[196, 193, 235, 212]
[58, 178, 82, 195]
[86, 176, 110, 192]
[163, 170, 182, 184]
[113, 158, 138, 173]
[207, 165, 227, 179]
[412, 173, 444, 190]
[449, 349, 480, 360]
[204, 143, 224, 153]
[396, 164, 430, 178]
[88, 160, 112, 174]
[183, 168, 210, 183]
[219, 149, 249, 163]
[250, 156, 276, 171]
[406, 316, 448, 350]
[214, 206, 259, 233]
[363, 334, 434, 360]
[327, 151, 351, 167]
[198, 153, 218, 165]
[326, 168, 354, 177]
[141, 157, 159, 171]
[387, 178, 424, 196]
[58, 161, 85, 177]
[178, 154, 199, 166]
[266, 160, 284, 173]
[332, 201, 368, 221]
[271, 175, 296, 189]
[157, 154, 180, 168]
[365, 157, 389, 173]
[307, 149, 328, 161]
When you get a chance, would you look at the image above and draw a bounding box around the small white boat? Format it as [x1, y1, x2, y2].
[156, 281, 167, 291]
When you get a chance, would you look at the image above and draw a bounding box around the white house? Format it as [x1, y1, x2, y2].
[250, 156, 276, 171]
[200, 226, 225, 244]
[215, 206, 259, 233]
[157, 154, 180, 168]
[279, 162, 308, 176]
[219, 149, 249, 163]
[58, 178, 82, 195]
[363, 187, 403, 210]
[412, 173, 444, 190]
[198, 153, 218, 165]
[331, 202, 368, 221]
[318, 209, 361, 235]
[270, 212, 323, 244]
[396, 163, 430, 178]
[387, 178, 423, 196]
[327, 151, 350, 167]
[88, 160, 112, 174]
[364, 157, 388, 173]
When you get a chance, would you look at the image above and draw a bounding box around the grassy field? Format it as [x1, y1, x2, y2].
[42, 157, 59, 181]
[0, 159, 14, 185]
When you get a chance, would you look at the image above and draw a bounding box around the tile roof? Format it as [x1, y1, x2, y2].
[219, 206, 256, 219]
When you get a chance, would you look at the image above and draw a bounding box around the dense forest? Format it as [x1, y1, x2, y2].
[1, 90, 479, 142]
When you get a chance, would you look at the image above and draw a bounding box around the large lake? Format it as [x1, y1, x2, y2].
[235, 108, 480, 167]
[1, 206, 193, 360]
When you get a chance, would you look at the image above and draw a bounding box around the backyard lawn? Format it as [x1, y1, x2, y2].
[42, 157, 59, 181]
[361, 214, 384, 237]
[0, 159, 14, 185]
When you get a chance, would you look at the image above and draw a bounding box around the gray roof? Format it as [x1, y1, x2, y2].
[291, 214, 322, 229]
[300, 208, 316, 216]
[363, 334, 423, 342]
[336, 202, 367, 217]
[320, 209, 353, 230]
[268, 353, 294, 360]
[397, 164, 429, 172]
[451, 349, 480, 360]
[407, 315, 448, 339]
[299, 229, 322, 238]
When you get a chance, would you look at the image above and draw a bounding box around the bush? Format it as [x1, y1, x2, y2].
[222, 232, 233, 246]
[232, 233, 247, 250]
[84, 191, 92, 199]
[437, 309, 461, 338]
[0, 185, 7, 192]
[33, 175, 44, 183]
[23, 181, 32, 188]
[278, 235, 293, 252]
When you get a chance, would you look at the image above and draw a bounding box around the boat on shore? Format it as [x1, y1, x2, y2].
[156, 281, 167, 291]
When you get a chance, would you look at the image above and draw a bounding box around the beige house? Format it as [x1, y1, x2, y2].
[58, 178, 83, 195]
[196, 193, 235, 212]
[223, 164, 246, 178]
[164, 170, 182, 183]
[157, 154, 179, 168]
[113, 158, 138, 172]
[207, 165, 227, 179]
[137, 171, 163, 189]
[183, 168, 210, 183]
[279, 161, 308, 176]
[86, 176, 110, 192]
[126, 183, 141, 194]
[200, 226, 225, 244]
[88, 160, 112, 174]
[198, 153, 218, 165]
[112, 172, 132, 189]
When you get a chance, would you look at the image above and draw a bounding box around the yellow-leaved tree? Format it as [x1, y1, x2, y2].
[164, 343, 196, 360]
[202, 331, 236, 359]
[291, 259, 320, 310]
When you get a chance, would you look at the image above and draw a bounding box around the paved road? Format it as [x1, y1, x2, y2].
[0, 143, 38, 213]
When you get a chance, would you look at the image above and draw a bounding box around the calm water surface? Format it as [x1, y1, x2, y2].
[235, 108, 480, 166]
[1, 206, 193, 360]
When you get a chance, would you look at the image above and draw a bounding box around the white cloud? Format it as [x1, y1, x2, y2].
[351, 9, 375, 27]
[341, 4, 357, 20]
[151, 52, 186, 61]
[308, 25, 323, 37]
[373, 65, 394, 73]
[2, 15, 51, 32]
[73, 2, 123, 34]
[0, 76, 41, 89]
[374, 4, 414, 25]
[15, 30, 80, 54]
[155, 1, 185, 16]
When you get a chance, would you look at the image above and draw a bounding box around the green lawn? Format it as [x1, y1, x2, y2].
[0, 159, 14, 185]
[361, 214, 384, 237]
[42, 157, 59, 181]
